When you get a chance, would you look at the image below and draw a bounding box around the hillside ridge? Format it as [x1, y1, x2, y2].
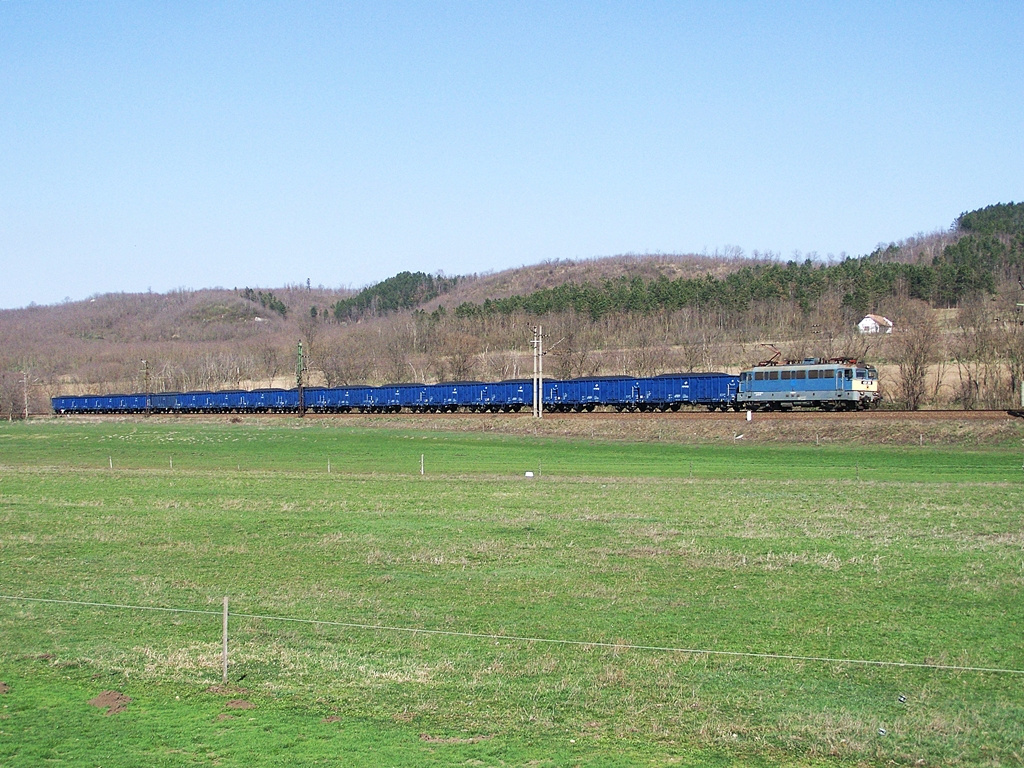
[2, 203, 1023, 414]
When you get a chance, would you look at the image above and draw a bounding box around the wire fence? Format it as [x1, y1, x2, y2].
[3, 593, 1022, 678]
[7, 448, 1023, 483]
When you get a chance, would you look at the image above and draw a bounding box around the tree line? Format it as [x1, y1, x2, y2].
[329, 271, 458, 321]
[240, 288, 288, 317]
[449, 203, 1024, 322]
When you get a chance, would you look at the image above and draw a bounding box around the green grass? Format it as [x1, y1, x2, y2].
[1, 419, 1022, 766]
[2, 418, 1019, 481]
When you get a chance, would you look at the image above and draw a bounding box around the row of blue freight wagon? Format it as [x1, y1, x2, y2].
[51, 373, 740, 414]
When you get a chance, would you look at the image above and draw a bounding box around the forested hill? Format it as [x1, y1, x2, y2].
[957, 202, 1024, 237]
[447, 202, 1024, 321]
[330, 271, 459, 320]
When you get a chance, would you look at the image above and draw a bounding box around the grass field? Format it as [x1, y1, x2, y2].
[1, 418, 1022, 766]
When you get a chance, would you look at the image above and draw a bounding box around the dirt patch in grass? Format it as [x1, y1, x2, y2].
[226, 699, 254, 709]
[419, 733, 493, 744]
[0, 682, 9, 694]
[88, 690, 131, 715]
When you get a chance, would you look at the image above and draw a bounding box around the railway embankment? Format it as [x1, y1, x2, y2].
[40, 408, 1024, 447]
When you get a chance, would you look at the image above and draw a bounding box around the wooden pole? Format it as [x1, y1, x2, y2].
[222, 596, 229, 684]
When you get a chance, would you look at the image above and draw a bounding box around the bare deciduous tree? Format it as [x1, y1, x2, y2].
[950, 298, 1003, 409]
[251, 333, 284, 385]
[0, 372, 24, 419]
[676, 328, 722, 371]
[433, 331, 480, 381]
[622, 320, 670, 377]
[549, 329, 599, 378]
[318, 342, 351, 387]
[1003, 320, 1024, 408]
[891, 302, 940, 410]
[298, 312, 324, 369]
[484, 348, 524, 380]
[377, 323, 412, 383]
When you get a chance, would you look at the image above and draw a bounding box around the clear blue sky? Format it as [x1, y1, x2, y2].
[2, 2, 1022, 309]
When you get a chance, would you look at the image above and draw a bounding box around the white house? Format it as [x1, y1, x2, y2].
[858, 314, 893, 334]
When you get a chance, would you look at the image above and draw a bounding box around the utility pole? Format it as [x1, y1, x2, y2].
[530, 326, 543, 418]
[22, 371, 29, 420]
[297, 340, 306, 417]
[142, 359, 151, 416]
[538, 327, 543, 418]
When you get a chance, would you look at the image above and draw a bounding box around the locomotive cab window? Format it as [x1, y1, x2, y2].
[808, 369, 819, 380]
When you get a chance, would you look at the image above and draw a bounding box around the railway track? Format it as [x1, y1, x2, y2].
[66, 408, 1016, 421]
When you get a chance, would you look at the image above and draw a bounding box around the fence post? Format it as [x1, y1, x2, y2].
[222, 596, 229, 684]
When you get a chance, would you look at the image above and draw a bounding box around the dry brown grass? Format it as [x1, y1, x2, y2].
[293, 410, 1024, 447]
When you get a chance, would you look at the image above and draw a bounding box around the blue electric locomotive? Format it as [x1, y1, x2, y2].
[737, 357, 880, 411]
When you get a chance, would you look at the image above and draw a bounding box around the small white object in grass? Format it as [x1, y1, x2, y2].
[525, 471, 534, 478]
[878, 727, 886, 736]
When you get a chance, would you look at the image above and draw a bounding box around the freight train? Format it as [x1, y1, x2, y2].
[51, 358, 880, 415]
